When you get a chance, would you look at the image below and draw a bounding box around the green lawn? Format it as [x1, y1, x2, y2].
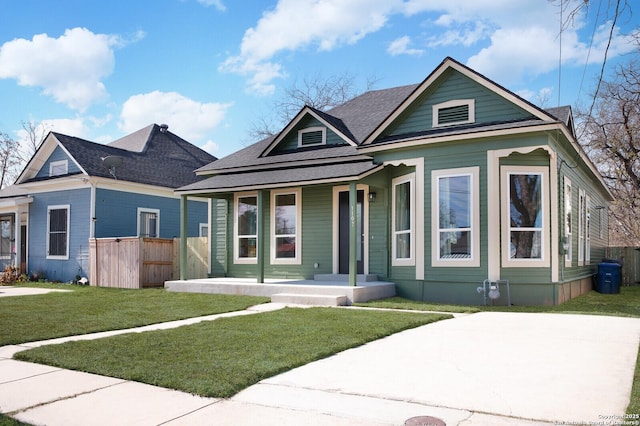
[0, 284, 269, 345]
[15, 307, 449, 398]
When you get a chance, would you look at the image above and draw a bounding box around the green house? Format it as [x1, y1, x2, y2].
[176, 57, 612, 305]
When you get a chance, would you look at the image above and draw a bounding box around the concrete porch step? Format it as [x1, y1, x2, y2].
[271, 293, 348, 306]
[313, 274, 378, 282]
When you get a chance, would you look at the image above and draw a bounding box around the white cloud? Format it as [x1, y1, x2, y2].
[119, 91, 231, 142]
[197, 0, 226, 11]
[0, 28, 135, 111]
[220, 0, 399, 94]
[200, 140, 220, 155]
[387, 36, 424, 56]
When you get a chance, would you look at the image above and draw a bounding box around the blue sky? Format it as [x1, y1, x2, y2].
[0, 0, 637, 159]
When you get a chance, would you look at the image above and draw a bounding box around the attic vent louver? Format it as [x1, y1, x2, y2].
[433, 99, 475, 127]
[298, 127, 326, 147]
[438, 105, 469, 124]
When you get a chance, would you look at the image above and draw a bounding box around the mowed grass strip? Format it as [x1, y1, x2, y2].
[15, 307, 450, 398]
[0, 286, 269, 345]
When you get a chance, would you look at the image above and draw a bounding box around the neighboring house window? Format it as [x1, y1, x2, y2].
[502, 166, 549, 267]
[432, 167, 479, 267]
[0, 216, 12, 258]
[271, 188, 302, 264]
[234, 193, 258, 263]
[564, 178, 573, 267]
[585, 195, 591, 265]
[49, 160, 68, 177]
[298, 127, 326, 147]
[199, 223, 208, 238]
[392, 173, 415, 266]
[432, 99, 475, 127]
[47, 205, 70, 259]
[578, 189, 585, 265]
[138, 208, 160, 238]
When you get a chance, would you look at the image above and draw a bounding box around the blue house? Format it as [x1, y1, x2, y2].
[0, 124, 215, 283]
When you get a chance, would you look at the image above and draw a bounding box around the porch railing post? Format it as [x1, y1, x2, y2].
[180, 195, 188, 280]
[257, 190, 265, 283]
[349, 182, 357, 286]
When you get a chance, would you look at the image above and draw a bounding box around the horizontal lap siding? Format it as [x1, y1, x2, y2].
[35, 146, 82, 178]
[386, 70, 532, 137]
[94, 188, 207, 238]
[29, 189, 91, 282]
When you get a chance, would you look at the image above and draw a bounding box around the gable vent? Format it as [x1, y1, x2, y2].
[298, 127, 326, 147]
[438, 105, 469, 124]
[433, 99, 475, 127]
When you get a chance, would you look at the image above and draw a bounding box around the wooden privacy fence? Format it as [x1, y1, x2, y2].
[89, 237, 208, 288]
[606, 246, 640, 286]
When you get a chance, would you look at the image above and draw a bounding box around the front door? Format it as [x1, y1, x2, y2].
[338, 190, 364, 274]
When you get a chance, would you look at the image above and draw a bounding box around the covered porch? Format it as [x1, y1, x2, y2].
[165, 274, 396, 306]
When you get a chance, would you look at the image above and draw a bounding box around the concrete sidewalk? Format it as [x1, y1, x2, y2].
[1, 306, 639, 425]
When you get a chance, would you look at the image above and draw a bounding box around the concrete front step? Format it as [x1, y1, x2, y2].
[271, 293, 348, 306]
[313, 274, 378, 282]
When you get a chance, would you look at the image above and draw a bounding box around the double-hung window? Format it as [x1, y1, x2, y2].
[0, 216, 12, 259]
[271, 188, 301, 264]
[502, 166, 549, 267]
[585, 195, 591, 264]
[47, 205, 70, 259]
[235, 193, 257, 263]
[392, 173, 415, 266]
[578, 189, 585, 265]
[138, 208, 159, 238]
[432, 167, 479, 267]
[564, 178, 573, 267]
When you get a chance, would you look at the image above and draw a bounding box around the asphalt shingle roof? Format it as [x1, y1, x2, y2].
[44, 124, 216, 188]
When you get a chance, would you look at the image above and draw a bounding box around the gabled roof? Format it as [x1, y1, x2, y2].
[181, 56, 595, 195]
[16, 124, 216, 189]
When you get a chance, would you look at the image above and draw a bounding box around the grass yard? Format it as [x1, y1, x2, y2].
[0, 284, 269, 345]
[15, 307, 449, 398]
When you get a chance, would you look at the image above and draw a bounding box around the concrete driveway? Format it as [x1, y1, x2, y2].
[2, 309, 639, 425]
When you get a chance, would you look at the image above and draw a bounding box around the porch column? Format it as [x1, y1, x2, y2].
[180, 195, 188, 280]
[256, 190, 265, 283]
[349, 182, 357, 286]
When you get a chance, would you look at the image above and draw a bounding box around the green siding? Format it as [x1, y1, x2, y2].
[210, 198, 228, 277]
[383, 69, 533, 138]
[274, 116, 346, 153]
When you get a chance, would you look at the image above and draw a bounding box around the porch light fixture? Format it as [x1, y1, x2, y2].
[368, 191, 376, 202]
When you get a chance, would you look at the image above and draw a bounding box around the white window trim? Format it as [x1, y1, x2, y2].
[0, 215, 12, 260]
[49, 159, 68, 177]
[432, 99, 475, 128]
[585, 194, 591, 265]
[46, 204, 70, 260]
[234, 192, 258, 265]
[199, 223, 208, 238]
[432, 167, 480, 267]
[137, 207, 160, 238]
[578, 189, 585, 266]
[392, 173, 415, 267]
[564, 177, 573, 268]
[270, 188, 302, 265]
[501, 166, 550, 268]
[298, 126, 326, 148]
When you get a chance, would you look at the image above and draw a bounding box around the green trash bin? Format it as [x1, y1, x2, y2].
[596, 262, 621, 294]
